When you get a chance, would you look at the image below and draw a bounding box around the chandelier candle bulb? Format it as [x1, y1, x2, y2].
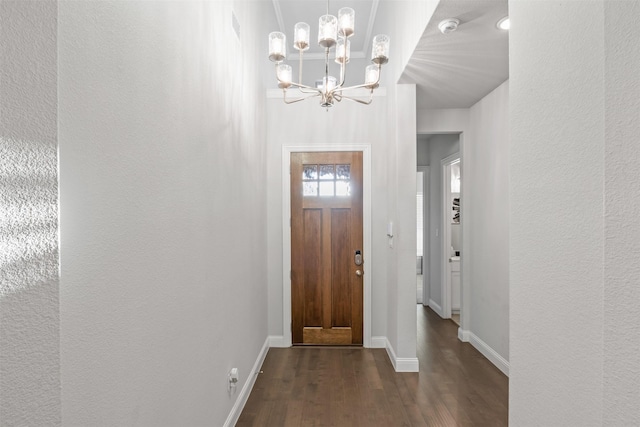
[338, 8, 355, 37]
[335, 39, 351, 64]
[294, 22, 310, 51]
[268, 32, 286, 62]
[277, 64, 292, 88]
[371, 34, 390, 65]
[318, 15, 338, 48]
[365, 64, 379, 88]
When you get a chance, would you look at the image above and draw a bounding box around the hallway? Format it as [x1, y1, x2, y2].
[237, 307, 508, 426]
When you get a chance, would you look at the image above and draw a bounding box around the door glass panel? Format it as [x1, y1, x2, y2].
[336, 180, 350, 196]
[302, 163, 352, 197]
[336, 164, 350, 179]
[303, 165, 318, 180]
[319, 181, 334, 196]
[319, 165, 335, 180]
[303, 181, 318, 196]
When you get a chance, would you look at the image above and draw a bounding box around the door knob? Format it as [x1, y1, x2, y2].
[355, 270, 363, 277]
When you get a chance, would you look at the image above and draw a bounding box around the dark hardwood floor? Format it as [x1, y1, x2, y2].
[237, 306, 508, 426]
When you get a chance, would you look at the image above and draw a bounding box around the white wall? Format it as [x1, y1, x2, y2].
[387, 0, 440, 81]
[510, 1, 639, 424]
[466, 81, 509, 366]
[265, 93, 391, 344]
[392, 84, 419, 365]
[0, 1, 61, 425]
[603, 2, 640, 422]
[417, 134, 459, 311]
[58, 1, 270, 425]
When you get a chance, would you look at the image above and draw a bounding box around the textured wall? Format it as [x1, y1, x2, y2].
[511, 2, 640, 423]
[510, 1, 605, 424]
[0, 138, 57, 295]
[603, 1, 640, 424]
[58, 1, 269, 425]
[0, 0, 61, 425]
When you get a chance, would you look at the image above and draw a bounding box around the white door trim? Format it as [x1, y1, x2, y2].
[441, 153, 460, 320]
[417, 166, 429, 306]
[282, 145, 372, 348]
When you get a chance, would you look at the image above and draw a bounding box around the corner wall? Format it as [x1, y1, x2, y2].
[0, 1, 61, 425]
[58, 2, 270, 425]
[603, 2, 640, 422]
[510, 1, 639, 424]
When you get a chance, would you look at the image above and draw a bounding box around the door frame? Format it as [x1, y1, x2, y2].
[441, 153, 460, 320]
[282, 144, 372, 348]
[417, 166, 429, 306]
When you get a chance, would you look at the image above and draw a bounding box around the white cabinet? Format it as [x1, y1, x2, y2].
[450, 257, 461, 311]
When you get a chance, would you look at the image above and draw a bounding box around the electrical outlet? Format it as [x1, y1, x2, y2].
[228, 368, 239, 393]
[229, 368, 238, 383]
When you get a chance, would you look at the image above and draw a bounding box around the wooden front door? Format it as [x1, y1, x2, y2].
[291, 151, 364, 345]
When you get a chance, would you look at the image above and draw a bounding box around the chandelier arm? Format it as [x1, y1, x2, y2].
[288, 81, 322, 92]
[283, 89, 321, 104]
[339, 64, 382, 92]
[336, 61, 346, 90]
[295, 51, 317, 94]
[299, 50, 304, 85]
[324, 48, 330, 97]
[337, 35, 347, 88]
[333, 82, 375, 93]
[335, 91, 374, 105]
[274, 63, 320, 93]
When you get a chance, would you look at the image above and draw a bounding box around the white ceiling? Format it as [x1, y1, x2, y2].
[271, 0, 509, 109]
[401, 0, 509, 109]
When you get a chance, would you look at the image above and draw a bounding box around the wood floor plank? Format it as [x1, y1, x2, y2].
[237, 306, 508, 426]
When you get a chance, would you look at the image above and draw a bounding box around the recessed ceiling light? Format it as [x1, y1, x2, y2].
[438, 18, 460, 34]
[497, 16, 510, 30]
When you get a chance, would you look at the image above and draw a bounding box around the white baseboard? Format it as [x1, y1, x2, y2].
[468, 332, 509, 377]
[223, 337, 270, 427]
[458, 328, 470, 342]
[383, 337, 419, 372]
[428, 299, 444, 318]
[370, 336, 387, 348]
[268, 335, 287, 348]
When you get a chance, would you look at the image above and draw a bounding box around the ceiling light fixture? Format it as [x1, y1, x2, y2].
[268, 1, 390, 110]
[497, 16, 510, 30]
[438, 18, 460, 34]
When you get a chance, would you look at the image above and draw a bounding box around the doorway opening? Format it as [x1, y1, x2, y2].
[416, 134, 462, 335]
[442, 155, 461, 325]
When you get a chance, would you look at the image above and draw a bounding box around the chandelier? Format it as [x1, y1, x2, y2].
[267, 2, 390, 109]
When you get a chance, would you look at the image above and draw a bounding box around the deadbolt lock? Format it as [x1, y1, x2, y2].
[354, 250, 363, 266]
